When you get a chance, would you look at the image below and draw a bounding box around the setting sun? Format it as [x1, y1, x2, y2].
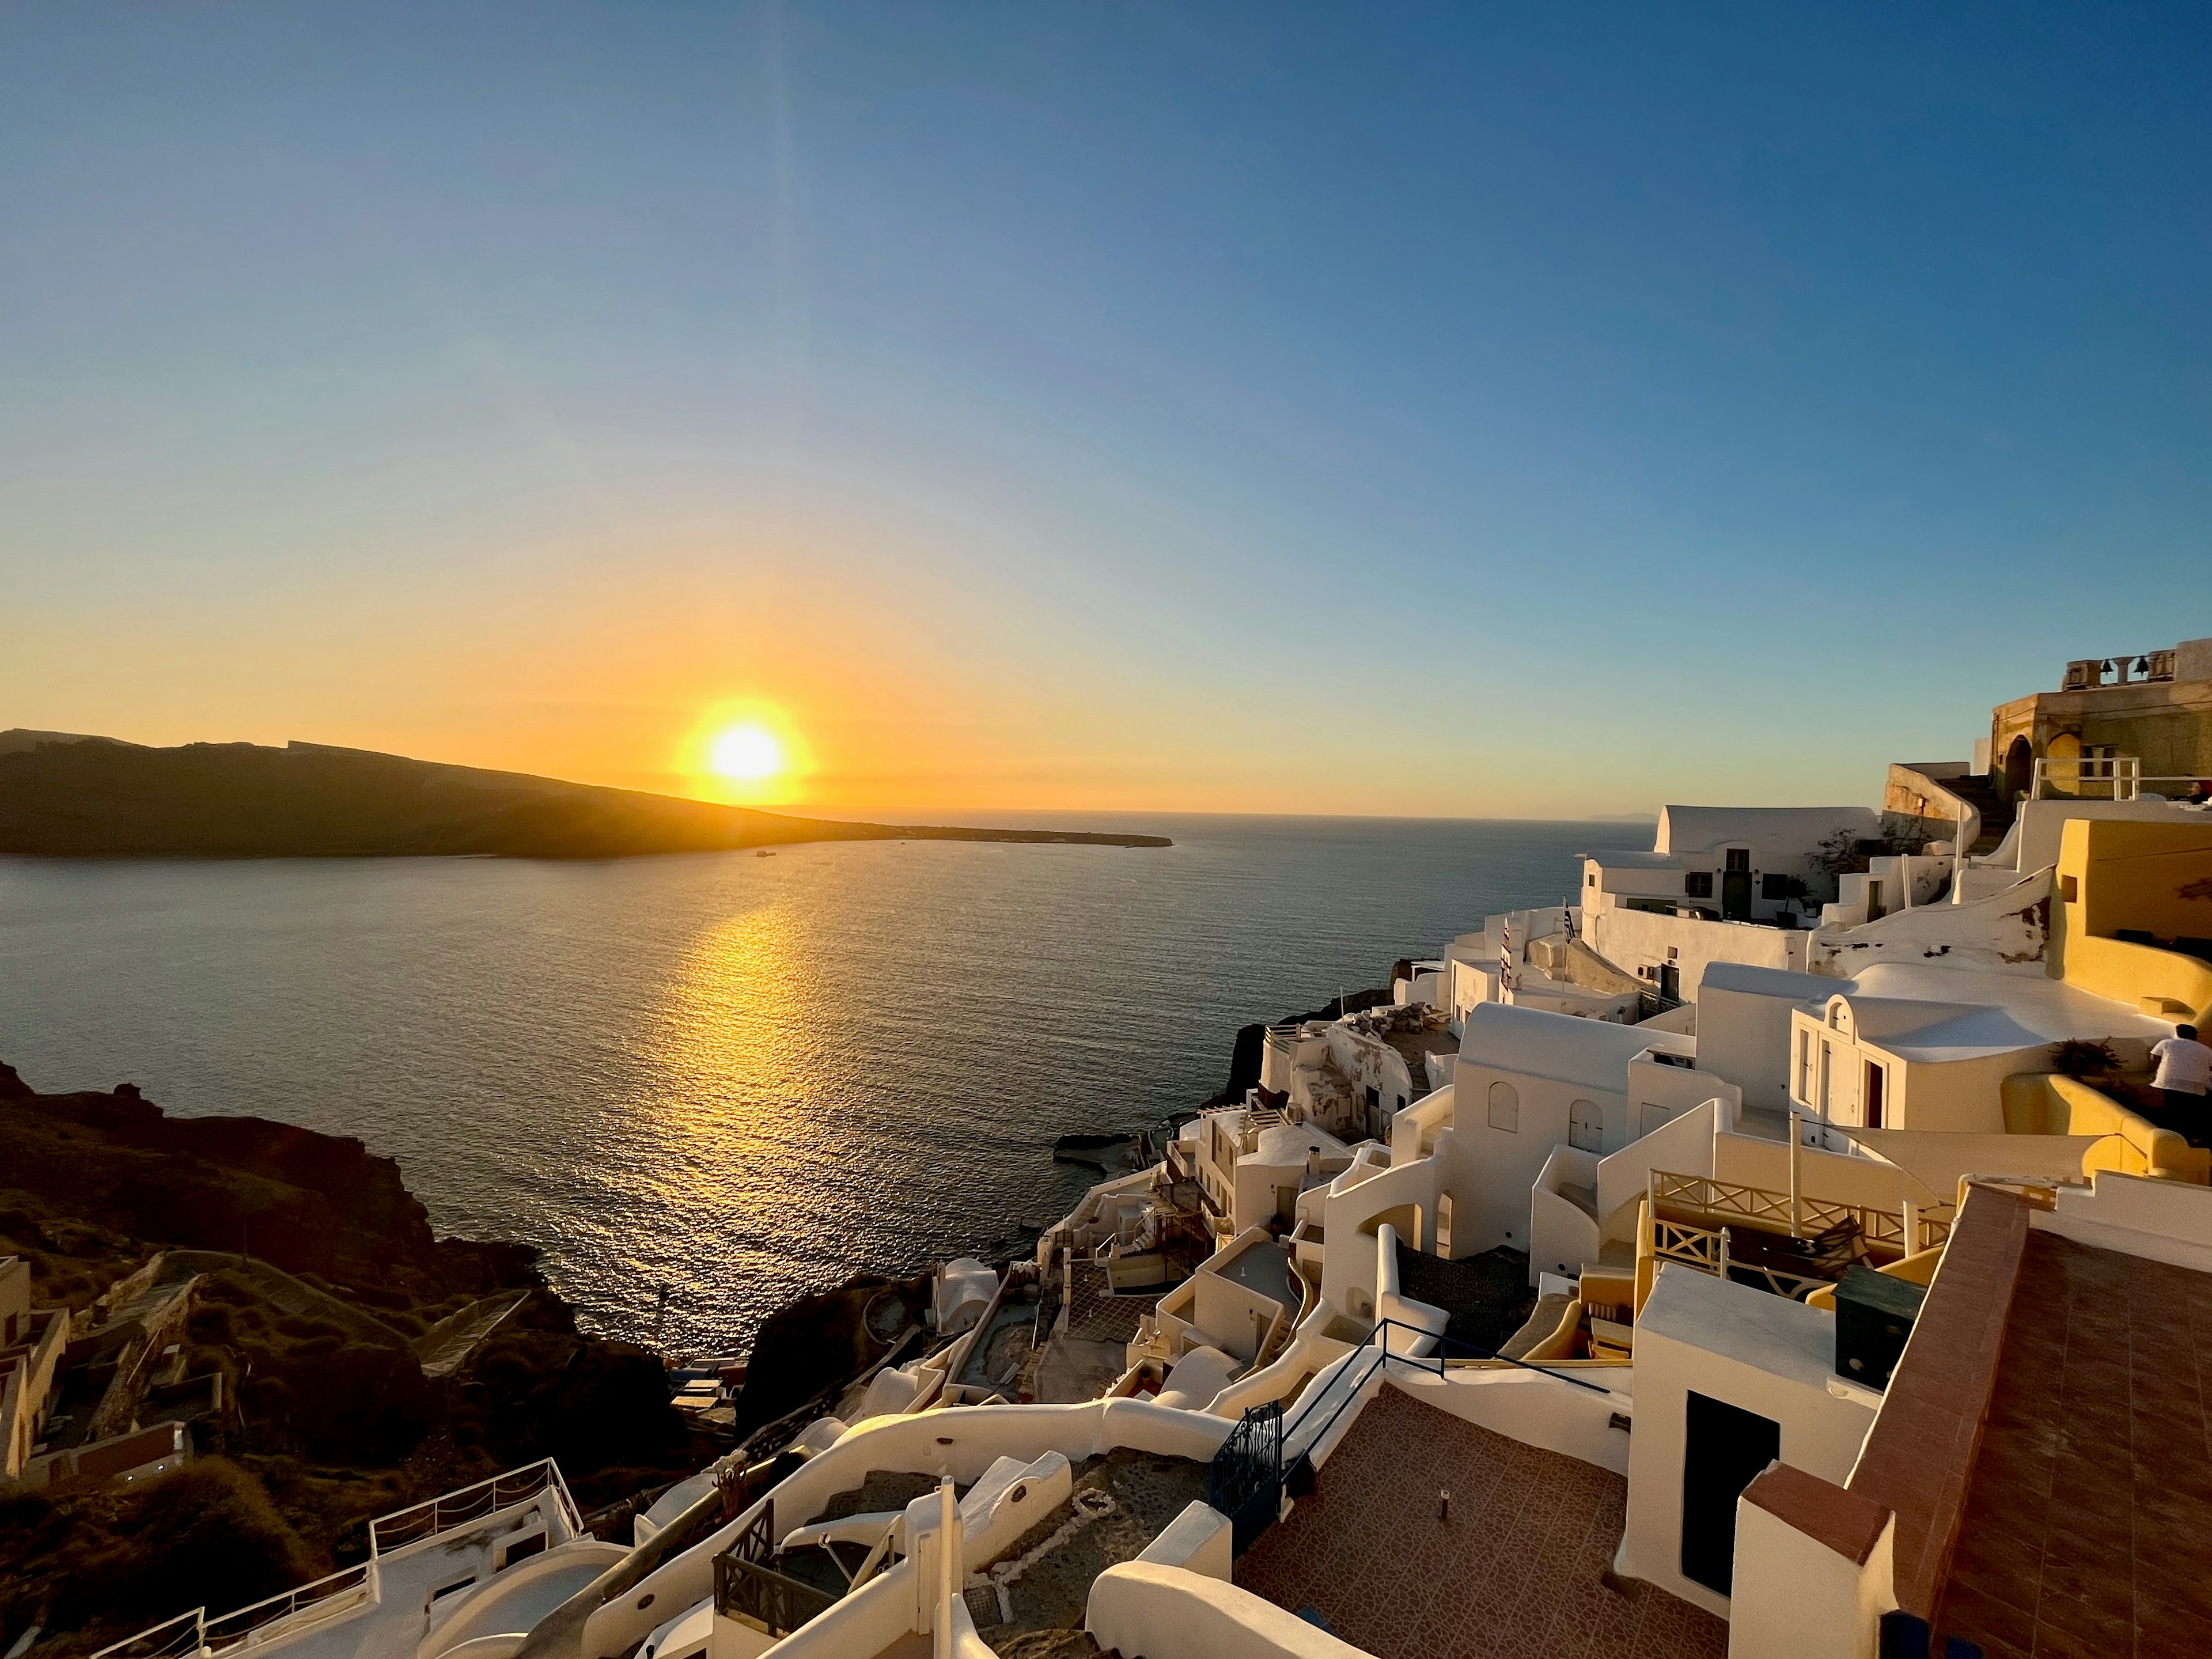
[709, 724, 786, 782]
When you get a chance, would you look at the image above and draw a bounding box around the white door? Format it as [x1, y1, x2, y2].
[1569, 1099, 1604, 1153]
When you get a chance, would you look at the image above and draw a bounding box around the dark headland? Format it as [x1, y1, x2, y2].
[0, 731, 1171, 858]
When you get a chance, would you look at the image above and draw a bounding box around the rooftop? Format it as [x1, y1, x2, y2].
[1930, 1228, 2212, 1659]
[1635, 1260, 1842, 1391]
[1234, 1382, 1725, 1658]
[1656, 805, 1880, 857]
[1699, 961, 1841, 1001]
[1836, 961, 2173, 1050]
[1459, 1002, 1691, 1091]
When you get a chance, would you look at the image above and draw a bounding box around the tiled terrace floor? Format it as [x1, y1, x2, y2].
[1933, 1229, 2212, 1659]
[1236, 1384, 1726, 1659]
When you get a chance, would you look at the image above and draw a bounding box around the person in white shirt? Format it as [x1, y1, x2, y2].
[2151, 1024, 2212, 1143]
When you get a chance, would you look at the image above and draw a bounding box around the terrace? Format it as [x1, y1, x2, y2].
[1234, 1383, 1725, 1659]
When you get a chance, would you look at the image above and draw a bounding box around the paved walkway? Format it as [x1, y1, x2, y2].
[1236, 1384, 1726, 1659]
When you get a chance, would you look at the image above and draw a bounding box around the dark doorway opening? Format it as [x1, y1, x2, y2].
[1680, 1391, 1781, 1595]
[1721, 849, 1753, 921]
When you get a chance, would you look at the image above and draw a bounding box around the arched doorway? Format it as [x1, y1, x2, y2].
[2003, 735, 2034, 800]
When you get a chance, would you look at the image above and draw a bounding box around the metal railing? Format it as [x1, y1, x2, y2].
[714, 1555, 837, 1636]
[1278, 1317, 1616, 1483]
[371, 1457, 579, 1554]
[2030, 753, 2203, 803]
[712, 1493, 817, 1634]
[1647, 1171, 1950, 1256]
[199, 1564, 374, 1650]
[1207, 1401, 1285, 1555]
[90, 1611, 207, 1659]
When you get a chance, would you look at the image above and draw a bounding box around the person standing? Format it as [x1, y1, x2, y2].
[2151, 1024, 2212, 1144]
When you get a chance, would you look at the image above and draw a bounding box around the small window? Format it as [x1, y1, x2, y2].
[1684, 872, 1714, 899]
[431, 1575, 479, 1601]
[1762, 874, 1790, 900]
[1587, 871, 1598, 888]
[1365, 1084, 1380, 1109]
[1487, 1081, 1520, 1132]
[1725, 849, 1751, 873]
[496, 1530, 547, 1570]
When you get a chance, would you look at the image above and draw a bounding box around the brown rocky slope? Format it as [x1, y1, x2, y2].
[0, 1063, 714, 1655]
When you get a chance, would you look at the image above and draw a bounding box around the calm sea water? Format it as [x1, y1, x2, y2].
[0, 815, 1649, 1353]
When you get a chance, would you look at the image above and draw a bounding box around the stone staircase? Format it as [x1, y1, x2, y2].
[1944, 773, 2016, 856]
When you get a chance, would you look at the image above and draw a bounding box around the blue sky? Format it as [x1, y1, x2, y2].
[3, 3, 2207, 813]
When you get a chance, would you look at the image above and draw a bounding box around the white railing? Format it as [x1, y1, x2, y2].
[2034, 755, 2137, 801]
[200, 1563, 375, 1650]
[2030, 755, 2203, 802]
[372, 1457, 579, 1552]
[90, 1610, 207, 1659]
[92, 1459, 578, 1659]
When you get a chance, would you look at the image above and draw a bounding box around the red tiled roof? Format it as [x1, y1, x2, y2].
[1742, 1461, 1889, 1567]
[1847, 1181, 2035, 1619]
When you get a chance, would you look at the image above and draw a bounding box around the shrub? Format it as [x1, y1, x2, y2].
[50, 1460, 316, 1630]
[2051, 1039, 2122, 1080]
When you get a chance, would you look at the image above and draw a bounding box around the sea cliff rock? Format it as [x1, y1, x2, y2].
[0, 1065, 711, 1654]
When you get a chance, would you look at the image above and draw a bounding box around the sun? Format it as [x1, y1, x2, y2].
[709, 724, 786, 782]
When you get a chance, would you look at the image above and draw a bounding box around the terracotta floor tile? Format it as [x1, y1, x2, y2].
[1937, 1230, 2212, 1659]
[1236, 1382, 1724, 1659]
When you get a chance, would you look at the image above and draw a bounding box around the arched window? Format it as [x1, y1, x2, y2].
[1487, 1080, 1519, 1132]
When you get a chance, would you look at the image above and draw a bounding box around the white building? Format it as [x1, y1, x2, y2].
[1581, 805, 1884, 1001]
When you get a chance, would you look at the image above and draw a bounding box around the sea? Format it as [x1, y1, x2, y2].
[0, 815, 1652, 1354]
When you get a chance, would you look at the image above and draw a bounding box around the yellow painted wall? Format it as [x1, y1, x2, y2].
[1999, 1071, 2210, 1184]
[2048, 817, 2212, 1024]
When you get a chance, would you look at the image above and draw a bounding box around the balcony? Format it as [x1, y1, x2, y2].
[1642, 1171, 1951, 1303]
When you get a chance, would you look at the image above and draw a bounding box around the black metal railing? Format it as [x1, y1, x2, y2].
[1205, 1402, 1284, 1556]
[1202, 1317, 1623, 1558]
[1279, 1319, 1618, 1514]
[714, 1554, 838, 1637]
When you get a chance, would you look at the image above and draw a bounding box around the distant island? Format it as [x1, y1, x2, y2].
[0, 731, 1172, 858]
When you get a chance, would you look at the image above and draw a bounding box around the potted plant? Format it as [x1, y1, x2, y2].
[2050, 1038, 2122, 1084]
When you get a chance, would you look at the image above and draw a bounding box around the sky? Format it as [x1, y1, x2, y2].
[4, 3, 2208, 817]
